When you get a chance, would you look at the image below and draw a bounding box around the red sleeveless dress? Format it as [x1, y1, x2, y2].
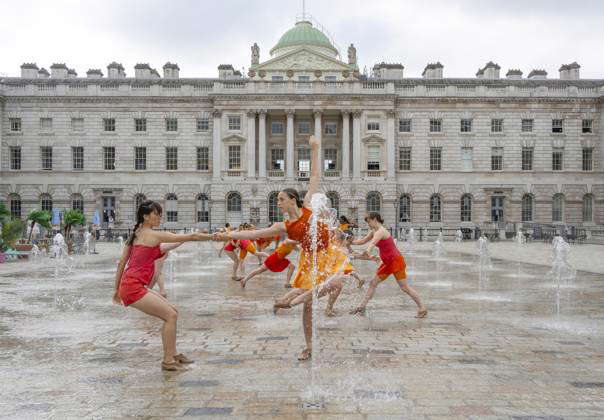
[375, 236, 406, 280]
[264, 240, 296, 273]
[119, 245, 165, 306]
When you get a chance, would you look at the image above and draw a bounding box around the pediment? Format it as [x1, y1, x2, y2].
[362, 134, 385, 144]
[222, 134, 246, 143]
[253, 47, 352, 72]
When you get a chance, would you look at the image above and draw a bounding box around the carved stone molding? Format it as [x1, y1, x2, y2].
[285, 108, 295, 116]
[246, 110, 256, 118]
[352, 111, 362, 118]
[212, 110, 222, 118]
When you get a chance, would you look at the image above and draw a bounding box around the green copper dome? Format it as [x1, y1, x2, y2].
[270, 21, 338, 56]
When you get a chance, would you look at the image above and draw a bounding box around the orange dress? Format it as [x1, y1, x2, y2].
[286, 207, 348, 289]
[238, 239, 257, 259]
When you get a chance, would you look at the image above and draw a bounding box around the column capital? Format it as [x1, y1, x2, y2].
[212, 110, 222, 118]
[341, 110, 352, 117]
[313, 109, 323, 117]
[246, 110, 256, 118]
[352, 110, 362, 118]
[285, 108, 296, 116]
[257, 109, 267, 116]
[387, 110, 397, 118]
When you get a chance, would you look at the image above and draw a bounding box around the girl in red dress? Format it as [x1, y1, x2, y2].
[113, 200, 211, 371]
[220, 224, 268, 281]
[240, 239, 298, 289]
[349, 212, 427, 318]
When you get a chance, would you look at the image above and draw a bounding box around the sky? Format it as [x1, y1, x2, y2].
[1, 0, 603, 79]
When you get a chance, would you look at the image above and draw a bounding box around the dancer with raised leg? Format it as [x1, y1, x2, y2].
[349, 212, 427, 318]
[113, 200, 211, 371]
[240, 239, 298, 289]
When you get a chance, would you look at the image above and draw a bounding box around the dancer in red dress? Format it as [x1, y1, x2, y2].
[113, 200, 211, 371]
[349, 212, 427, 318]
[240, 239, 298, 289]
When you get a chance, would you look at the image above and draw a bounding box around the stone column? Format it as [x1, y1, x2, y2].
[246, 111, 256, 178]
[352, 111, 362, 178]
[286, 109, 295, 179]
[212, 110, 222, 179]
[314, 109, 323, 172]
[341, 110, 350, 178]
[258, 109, 267, 178]
[387, 110, 396, 179]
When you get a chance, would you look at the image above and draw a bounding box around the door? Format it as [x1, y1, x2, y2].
[491, 196, 504, 225]
[102, 196, 116, 228]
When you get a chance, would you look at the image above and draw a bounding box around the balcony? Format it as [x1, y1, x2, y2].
[297, 171, 310, 181]
[323, 170, 340, 178]
[222, 169, 242, 177]
[362, 170, 385, 178]
[268, 170, 285, 178]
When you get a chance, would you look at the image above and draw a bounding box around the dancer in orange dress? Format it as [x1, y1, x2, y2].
[214, 135, 348, 361]
[349, 212, 427, 318]
[113, 200, 212, 371]
[240, 239, 298, 289]
[220, 225, 268, 281]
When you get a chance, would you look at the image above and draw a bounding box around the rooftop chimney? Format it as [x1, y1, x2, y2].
[218, 64, 235, 79]
[422, 62, 443, 79]
[86, 69, 103, 79]
[20, 63, 39, 78]
[505, 69, 523, 80]
[38, 68, 50, 79]
[527, 69, 547, 80]
[67, 68, 77, 78]
[134, 63, 153, 79]
[163, 62, 180, 79]
[559, 62, 580, 80]
[50, 63, 68, 78]
[372, 62, 404, 79]
[107, 62, 126, 79]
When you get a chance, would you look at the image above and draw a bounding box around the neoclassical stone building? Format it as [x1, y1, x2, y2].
[1, 19, 603, 232]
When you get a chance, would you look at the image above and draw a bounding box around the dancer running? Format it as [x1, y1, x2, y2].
[214, 135, 348, 361]
[112, 200, 211, 371]
[240, 239, 298, 289]
[349, 212, 427, 318]
[219, 225, 268, 281]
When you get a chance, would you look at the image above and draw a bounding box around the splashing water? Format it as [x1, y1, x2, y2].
[476, 235, 492, 282]
[547, 236, 576, 317]
[455, 229, 463, 243]
[432, 232, 446, 258]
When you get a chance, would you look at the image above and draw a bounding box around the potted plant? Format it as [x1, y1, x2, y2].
[63, 209, 86, 254]
[24, 209, 52, 251]
[0, 219, 26, 262]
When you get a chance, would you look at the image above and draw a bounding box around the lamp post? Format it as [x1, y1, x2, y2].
[393, 199, 399, 240]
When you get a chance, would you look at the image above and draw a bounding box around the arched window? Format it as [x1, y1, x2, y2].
[430, 194, 441, 222]
[326, 191, 339, 216]
[196, 193, 209, 223]
[8, 193, 21, 219]
[521, 194, 533, 222]
[399, 194, 411, 222]
[366, 191, 381, 213]
[71, 193, 84, 213]
[166, 193, 178, 222]
[460, 194, 472, 222]
[40, 193, 52, 212]
[552, 193, 564, 222]
[268, 192, 282, 223]
[134, 193, 146, 220]
[227, 192, 242, 212]
[582, 194, 593, 223]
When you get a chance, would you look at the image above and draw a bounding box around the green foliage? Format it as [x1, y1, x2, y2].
[63, 210, 86, 237]
[0, 219, 26, 252]
[0, 202, 10, 224]
[26, 209, 52, 242]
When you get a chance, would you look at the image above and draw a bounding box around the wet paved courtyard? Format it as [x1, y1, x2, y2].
[1, 242, 603, 419]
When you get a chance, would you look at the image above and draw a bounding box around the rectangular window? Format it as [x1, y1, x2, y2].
[103, 146, 116, 170]
[72, 146, 84, 170]
[228, 145, 241, 169]
[552, 119, 564, 133]
[40, 118, 53, 132]
[197, 147, 209, 171]
[460, 119, 472, 133]
[429, 119, 442, 133]
[167, 211, 178, 223]
[367, 145, 380, 170]
[228, 116, 241, 131]
[582, 119, 593, 134]
[521, 119, 533, 132]
[522, 147, 533, 171]
[134, 147, 147, 170]
[197, 117, 209, 132]
[9, 118, 21, 132]
[324, 148, 337, 171]
[10, 199, 21, 220]
[135, 118, 147, 132]
[552, 147, 564, 171]
[367, 121, 380, 131]
[461, 147, 473, 170]
[10, 147, 21, 170]
[271, 121, 284, 135]
[40, 146, 52, 170]
[298, 75, 310, 82]
[166, 147, 178, 170]
[298, 121, 311, 135]
[430, 147, 442, 171]
[491, 119, 503, 133]
[398, 147, 411, 171]
[324, 122, 337, 136]
[103, 118, 115, 132]
[398, 119, 411, 133]
[272, 75, 284, 81]
[271, 148, 285, 170]
[582, 148, 593, 171]
[298, 148, 311, 172]
[165, 118, 178, 132]
[71, 118, 84, 131]
[72, 198, 84, 213]
[324, 75, 337, 81]
[491, 147, 503, 170]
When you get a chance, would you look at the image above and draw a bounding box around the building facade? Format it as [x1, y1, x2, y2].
[1, 20, 603, 232]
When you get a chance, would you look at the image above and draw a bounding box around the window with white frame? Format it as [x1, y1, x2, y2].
[298, 75, 310, 82]
[491, 147, 503, 170]
[103, 118, 115, 132]
[135, 118, 146, 132]
[228, 116, 241, 131]
[9, 194, 21, 219]
[103, 146, 116, 170]
[165, 118, 178, 132]
[491, 118, 503, 133]
[134, 147, 146, 170]
[582, 148, 593, 171]
[197, 147, 209, 171]
[461, 147, 473, 170]
[366, 191, 381, 213]
[166, 193, 178, 222]
[460, 119, 472, 133]
[399, 194, 411, 222]
[9, 118, 21, 132]
[521, 119, 533, 132]
[271, 75, 284, 81]
[197, 117, 209, 132]
[40, 118, 53, 132]
[398, 147, 411, 171]
[228, 145, 241, 169]
[430, 195, 441, 222]
[271, 148, 285, 170]
[552, 147, 564, 171]
[40, 194, 52, 212]
[40, 146, 52, 170]
[71, 118, 84, 131]
[227, 192, 242, 212]
[324, 122, 337, 135]
[166, 146, 178, 170]
[71, 194, 84, 213]
[582, 119, 593, 134]
[552, 119, 564, 133]
[72, 146, 84, 170]
[552, 194, 564, 222]
[430, 147, 441, 171]
[583, 194, 593, 223]
[367, 121, 380, 131]
[298, 121, 311, 135]
[297, 148, 310, 172]
[521, 195, 533, 222]
[271, 121, 284, 135]
[429, 119, 442, 133]
[10, 147, 21, 170]
[398, 119, 411, 133]
[196, 194, 209, 222]
[522, 147, 533, 171]
[367, 145, 380, 170]
[324, 148, 337, 171]
[324, 75, 337, 81]
[460, 194, 472, 222]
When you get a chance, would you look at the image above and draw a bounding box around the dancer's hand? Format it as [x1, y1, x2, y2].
[212, 232, 229, 241]
[112, 290, 122, 305]
[309, 134, 319, 149]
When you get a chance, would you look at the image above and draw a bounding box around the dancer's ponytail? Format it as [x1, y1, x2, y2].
[126, 220, 142, 246]
[283, 188, 303, 208]
[126, 199, 163, 246]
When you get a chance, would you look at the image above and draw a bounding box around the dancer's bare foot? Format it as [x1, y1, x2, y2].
[356, 279, 365, 289]
[297, 348, 312, 361]
[272, 300, 291, 315]
[231, 276, 242, 282]
[415, 309, 428, 318]
[325, 308, 336, 317]
[240, 278, 248, 288]
[349, 306, 366, 315]
[161, 359, 187, 371]
[174, 353, 194, 364]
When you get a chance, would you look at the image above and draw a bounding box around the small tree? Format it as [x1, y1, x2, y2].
[26, 210, 52, 242]
[63, 209, 86, 238]
[1, 219, 26, 252]
[0, 202, 10, 224]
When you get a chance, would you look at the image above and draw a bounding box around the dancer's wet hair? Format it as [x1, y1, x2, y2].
[127, 200, 163, 246]
[339, 215, 350, 224]
[365, 212, 384, 224]
[282, 188, 303, 208]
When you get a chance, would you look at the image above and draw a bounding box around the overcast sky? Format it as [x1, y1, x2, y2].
[1, 0, 602, 79]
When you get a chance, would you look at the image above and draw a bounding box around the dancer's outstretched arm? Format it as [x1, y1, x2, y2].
[160, 242, 184, 253]
[303, 135, 321, 209]
[220, 223, 285, 241]
[364, 228, 387, 256]
[352, 231, 373, 246]
[149, 230, 210, 244]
